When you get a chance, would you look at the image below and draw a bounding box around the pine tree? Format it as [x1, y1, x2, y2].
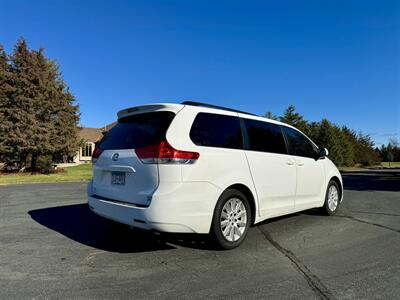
[306, 122, 320, 142]
[341, 126, 358, 166]
[339, 128, 354, 167]
[264, 111, 279, 120]
[41, 55, 80, 160]
[1, 38, 39, 168]
[356, 133, 380, 166]
[1, 38, 80, 170]
[0, 45, 14, 158]
[280, 105, 309, 133]
[315, 119, 341, 165]
[306, 119, 354, 166]
[29, 45, 80, 168]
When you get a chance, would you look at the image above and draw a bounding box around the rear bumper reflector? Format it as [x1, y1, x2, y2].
[91, 194, 149, 208]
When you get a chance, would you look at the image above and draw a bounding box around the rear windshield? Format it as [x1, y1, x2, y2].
[98, 111, 175, 150]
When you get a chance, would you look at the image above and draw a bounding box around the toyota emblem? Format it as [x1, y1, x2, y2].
[112, 153, 119, 161]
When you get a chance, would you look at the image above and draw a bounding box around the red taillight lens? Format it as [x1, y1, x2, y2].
[135, 141, 199, 164]
[92, 147, 103, 163]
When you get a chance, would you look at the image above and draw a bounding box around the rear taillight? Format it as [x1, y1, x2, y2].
[135, 140, 199, 164]
[92, 147, 103, 163]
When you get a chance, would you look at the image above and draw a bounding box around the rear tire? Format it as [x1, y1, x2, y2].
[321, 180, 341, 216]
[210, 189, 251, 250]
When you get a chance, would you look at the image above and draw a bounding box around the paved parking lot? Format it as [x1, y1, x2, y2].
[1, 171, 399, 299]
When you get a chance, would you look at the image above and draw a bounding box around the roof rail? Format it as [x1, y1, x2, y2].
[181, 101, 256, 116]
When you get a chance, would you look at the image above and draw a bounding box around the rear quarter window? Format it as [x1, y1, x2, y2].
[99, 111, 175, 150]
[190, 113, 243, 149]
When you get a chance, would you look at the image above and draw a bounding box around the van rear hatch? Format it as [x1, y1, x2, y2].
[92, 111, 175, 206]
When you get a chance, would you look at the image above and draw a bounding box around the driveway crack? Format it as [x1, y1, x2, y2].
[349, 210, 400, 217]
[258, 227, 336, 300]
[335, 215, 400, 233]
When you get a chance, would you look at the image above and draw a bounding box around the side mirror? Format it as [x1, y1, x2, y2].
[318, 148, 329, 158]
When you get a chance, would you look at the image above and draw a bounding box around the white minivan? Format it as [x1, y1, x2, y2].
[87, 102, 343, 249]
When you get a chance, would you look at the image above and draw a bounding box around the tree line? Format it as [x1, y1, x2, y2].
[0, 38, 80, 171]
[376, 138, 400, 163]
[266, 105, 381, 167]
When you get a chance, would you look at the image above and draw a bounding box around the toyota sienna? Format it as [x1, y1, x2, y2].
[87, 101, 343, 249]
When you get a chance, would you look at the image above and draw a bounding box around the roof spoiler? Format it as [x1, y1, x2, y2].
[117, 103, 183, 119]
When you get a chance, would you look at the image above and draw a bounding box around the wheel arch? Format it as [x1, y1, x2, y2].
[329, 176, 343, 202]
[225, 183, 257, 225]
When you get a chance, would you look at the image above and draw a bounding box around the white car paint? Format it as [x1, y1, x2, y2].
[87, 102, 343, 235]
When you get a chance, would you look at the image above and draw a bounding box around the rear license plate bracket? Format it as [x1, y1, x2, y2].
[111, 171, 125, 185]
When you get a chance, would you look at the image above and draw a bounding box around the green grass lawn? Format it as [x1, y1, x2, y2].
[338, 166, 367, 172]
[339, 162, 400, 172]
[380, 162, 400, 168]
[0, 163, 92, 185]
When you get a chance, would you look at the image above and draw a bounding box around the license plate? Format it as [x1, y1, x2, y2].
[111, 172, 125, 185]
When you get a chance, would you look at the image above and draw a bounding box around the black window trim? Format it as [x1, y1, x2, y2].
[239, 117, 249, 150]
[280, 125, 291, 155]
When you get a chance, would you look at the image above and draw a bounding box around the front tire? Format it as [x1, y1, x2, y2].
[210, 189, 251, 250]
[321, 180, 341, 215]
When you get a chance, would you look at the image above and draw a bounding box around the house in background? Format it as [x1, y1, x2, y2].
[74, 122, 116, 163]
[74, 127, 102, 163]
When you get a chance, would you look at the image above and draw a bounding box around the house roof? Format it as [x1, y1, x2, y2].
[78, 127, 103, 143]
[101, 122, 117, 132]
[79, 122, 117, 143]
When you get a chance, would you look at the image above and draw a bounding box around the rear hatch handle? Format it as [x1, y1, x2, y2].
[94, 165, 136, 173]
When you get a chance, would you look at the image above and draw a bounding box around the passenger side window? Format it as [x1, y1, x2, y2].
[190, 113, 243, 149]
[282, 126, 318, 159]
[243, 119, 287, 154]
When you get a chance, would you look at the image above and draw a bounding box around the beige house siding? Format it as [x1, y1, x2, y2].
[74, 123, 116, 164]
[74, 141, 96, 163]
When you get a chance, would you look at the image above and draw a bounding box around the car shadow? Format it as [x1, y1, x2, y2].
[29, 203, 215, 253]
[342, 172, 400, 192]
[31, 172, 397, 253]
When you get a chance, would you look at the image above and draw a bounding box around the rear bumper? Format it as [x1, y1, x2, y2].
[87, 180, 221, 233]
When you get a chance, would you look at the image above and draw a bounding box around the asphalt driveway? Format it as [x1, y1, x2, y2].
[0, 171, 399, 299]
